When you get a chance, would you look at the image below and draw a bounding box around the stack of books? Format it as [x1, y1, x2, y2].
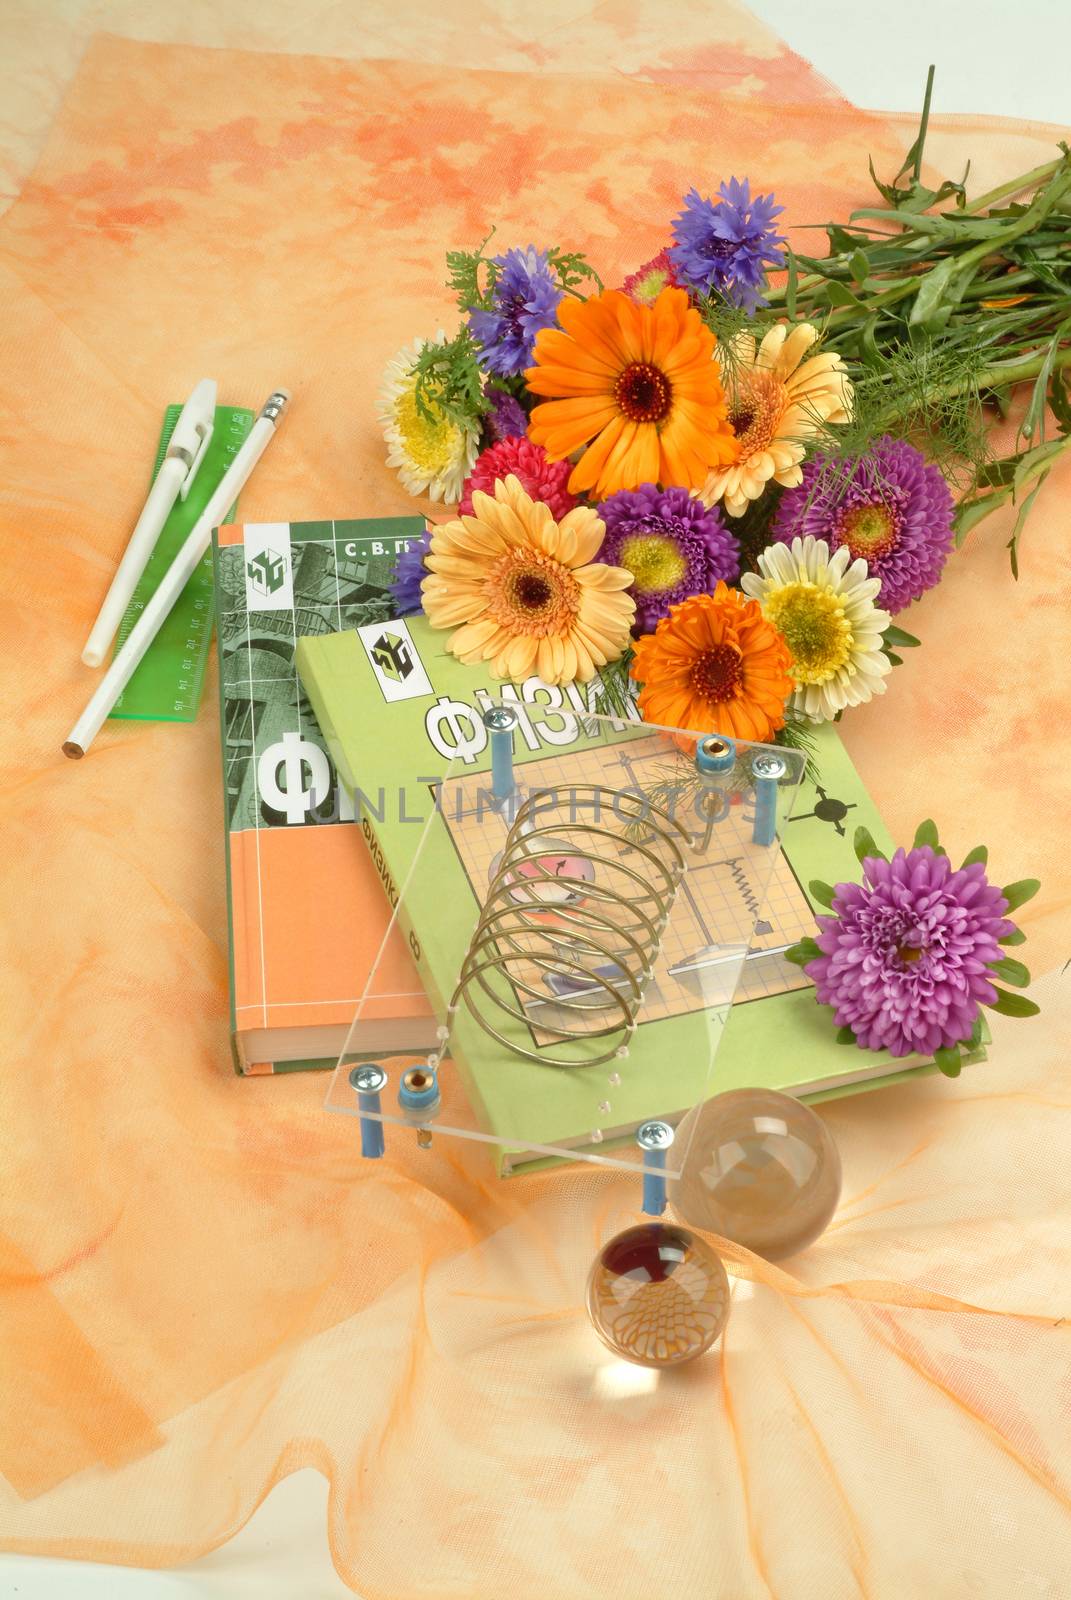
[212, 516, 985, 1167]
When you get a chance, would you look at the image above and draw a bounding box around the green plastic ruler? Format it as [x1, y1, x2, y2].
[109, 403, 256, 721]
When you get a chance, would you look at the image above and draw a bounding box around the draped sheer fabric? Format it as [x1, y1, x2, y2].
[1, 8, 1068, 1593]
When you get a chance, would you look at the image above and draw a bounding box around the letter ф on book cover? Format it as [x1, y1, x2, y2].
[297, 616, 988, 1171]
[212, 518, 437, 1074]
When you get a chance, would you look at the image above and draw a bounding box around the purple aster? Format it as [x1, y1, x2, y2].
[806, 847, 1015, 1058]
[669, 179, 785, 311]
[597, 484, 740, 634]
[771, 436, 954, 615]
[484, 388, 529, 443]
[467, 246, 563, 377]
[389, 527, 431, 617]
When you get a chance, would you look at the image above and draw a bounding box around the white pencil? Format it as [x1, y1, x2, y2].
[81, 378, 218, 668]
[63, 389, 290, 759]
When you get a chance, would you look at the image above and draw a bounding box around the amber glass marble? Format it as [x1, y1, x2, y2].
[585, 1223, 730, 1368]
[669, 1088, 841, 1261]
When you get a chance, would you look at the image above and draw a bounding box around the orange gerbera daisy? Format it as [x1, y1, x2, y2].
[525, 287, 738, 499]
[421, 474, 635, 685]
[630, 583, 793, 742]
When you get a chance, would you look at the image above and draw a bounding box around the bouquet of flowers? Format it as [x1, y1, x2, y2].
[378, 80, 1054, 1062]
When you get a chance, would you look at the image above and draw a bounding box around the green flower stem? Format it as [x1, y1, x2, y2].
[962, 156, 1067, 215]
[971, 347, 1071, 394]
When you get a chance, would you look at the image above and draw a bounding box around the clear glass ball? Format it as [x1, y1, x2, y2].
[585, 1222, 730, 1368]
[669, 1088, 841, 1261]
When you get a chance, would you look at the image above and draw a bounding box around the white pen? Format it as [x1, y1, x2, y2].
[63, 389, 290, 759]
[82, 378, 218, 668]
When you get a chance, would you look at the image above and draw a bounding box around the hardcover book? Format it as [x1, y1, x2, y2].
[297, 617, 986, 1166]
[212, 518, 437, 1074]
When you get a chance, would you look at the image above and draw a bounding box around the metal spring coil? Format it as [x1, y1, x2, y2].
[448, 785, 690, 1069]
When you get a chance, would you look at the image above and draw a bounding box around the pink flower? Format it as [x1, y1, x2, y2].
[806, 847, 1015, 1057]
[620, 249, 680, 307]
[459, 436, 578, 520]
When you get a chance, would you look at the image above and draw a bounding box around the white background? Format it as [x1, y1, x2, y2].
[3, 1, 1068, 1594]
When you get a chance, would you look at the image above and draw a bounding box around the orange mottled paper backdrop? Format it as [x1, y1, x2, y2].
[1, 15, 1069, 1596]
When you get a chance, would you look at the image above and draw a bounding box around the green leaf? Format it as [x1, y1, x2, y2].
[901, 63, 936, 184]
[825, 280, 867, 310]
[868, 154, 904, 207]
[849, 249, 871, 285]
[1018, 328, 1061, 445]
[883, 624, 922, 649]
[990, 956, 1031, 987]
[999, 926, 1027, 946]
[1006, 469, 1049, 578]
[965, 1014, 985, 1051]
[985, 988, 1041, 1019]
[853, 826, 886, 866]
[913, 819, 940, 850]
[784, 938, 820, 967]
[908, 254, 963, 335]
[836, 1025, 857, 1045]
[934, 1045, 962, 1078]
[826, 224, 862, 256]
[960, 845, 988, 868]
[953, 489, 1010, 548]
[1049, 368, 1071, 433]
[885, 651, 903, 667]
[808, 880, 836, 909]
[1001, 878, 1040, 912]
[784, 246, 798, 321]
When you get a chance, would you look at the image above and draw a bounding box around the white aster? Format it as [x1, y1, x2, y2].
[740, 535, 892, 722]
[378, 333, 479, 504]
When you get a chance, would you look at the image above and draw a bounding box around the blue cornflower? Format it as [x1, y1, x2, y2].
[669, 180, 785, 311]
[468, 247, 563, 377]
[389, 527, 432, 616]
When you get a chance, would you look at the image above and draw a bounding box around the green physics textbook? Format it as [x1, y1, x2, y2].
[212, 517, 436, 1074]
[297, 617, 986, 1169]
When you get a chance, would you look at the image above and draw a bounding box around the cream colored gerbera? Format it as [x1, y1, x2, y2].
[421, 475, 635, 685]
[379, 335, 479, 503]
[740, 536, 891, 722]
[700, 324, 852, 517]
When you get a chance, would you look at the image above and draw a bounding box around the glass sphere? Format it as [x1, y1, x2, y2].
[585, 1222, 730, 1368]
[669, 1088, 841, 1261]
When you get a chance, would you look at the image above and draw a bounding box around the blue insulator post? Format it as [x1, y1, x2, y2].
[349, 1063, 388, 1159]
[695, 735, 735, 779]
[397, 1061, 442, 1149]
[637, 1120, 675, 1216]
[483, 704, 518, 806]
[692, 735, 735, 853]
[751, 751, 788, 847]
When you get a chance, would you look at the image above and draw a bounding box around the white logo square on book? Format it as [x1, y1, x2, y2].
[243, 523, 294, 613]
[357, 618, 433, 702]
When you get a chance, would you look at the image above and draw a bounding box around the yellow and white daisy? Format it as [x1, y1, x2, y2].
[379, 335, 479, 504]
[700, 323, 852, 517]
[421, 474, 635, 685]
[740, 535, 891, 722]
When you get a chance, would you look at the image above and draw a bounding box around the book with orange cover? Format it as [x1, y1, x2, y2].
[212, 517, 436, 1073]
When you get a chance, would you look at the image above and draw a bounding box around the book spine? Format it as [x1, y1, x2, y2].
[211, 533, 244, 1076]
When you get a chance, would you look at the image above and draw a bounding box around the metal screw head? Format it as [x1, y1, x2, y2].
[751, 752, 788, 780]
[349, 1063, 388, 1094]
[636, 1119, 675, 1151]
[483, 705, 518, 732]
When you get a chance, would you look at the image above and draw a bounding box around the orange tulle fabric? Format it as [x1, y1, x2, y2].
[1, 12, 1070, 1596]
[526, 287, 737, 496]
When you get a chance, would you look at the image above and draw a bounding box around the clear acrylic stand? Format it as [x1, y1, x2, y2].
[325, 700, 806, 1182]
